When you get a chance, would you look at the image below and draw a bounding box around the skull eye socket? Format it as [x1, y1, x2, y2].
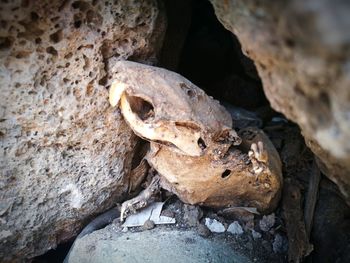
[197, 137, 207, 150]
[126, 95, 154, 121]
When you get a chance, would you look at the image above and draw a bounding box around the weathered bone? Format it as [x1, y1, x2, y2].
[110, 61, 282, 214]
[109, 61, 241, 157]
[148, 127, 282, 212]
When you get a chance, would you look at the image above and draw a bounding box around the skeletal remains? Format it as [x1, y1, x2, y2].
[109, 61, 282, 221]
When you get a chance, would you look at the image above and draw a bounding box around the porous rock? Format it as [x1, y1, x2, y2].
[210, 0, 350, 203]
[0, 0, 165, 261]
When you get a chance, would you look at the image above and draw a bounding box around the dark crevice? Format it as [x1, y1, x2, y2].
[161, 0, 268, 111]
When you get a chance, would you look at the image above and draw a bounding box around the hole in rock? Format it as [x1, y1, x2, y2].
[49, 29, 63, 43]
[46, 46, 58, 56]
[0, 36, 13, 50]
[127, 95, 155, 121]
[221, 169, 231, 178]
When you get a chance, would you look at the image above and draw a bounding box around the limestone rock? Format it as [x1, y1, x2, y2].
[210, 0, 350, 203]
[0, 0, 165, 261]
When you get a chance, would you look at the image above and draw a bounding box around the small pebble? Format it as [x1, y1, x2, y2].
[205, 218, 225, 233]
[161, 210, 175, 218]
[272, 234, 288, 253]
[197, 224, 211, 237]
[143, 219, 155, 230]
[227, 221, 244, 235]
[259, 213, 275, 232]
[251, 230, 262, 239]
[183, 205, 202, 227]
[122, 227, 128, 233]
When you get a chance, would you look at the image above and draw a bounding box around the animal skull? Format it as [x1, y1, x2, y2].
[109, 61, 282, 215]
[109, 61, 241, 157]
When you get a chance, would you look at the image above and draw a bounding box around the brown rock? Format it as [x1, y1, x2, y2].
[0, 0, 165, 261]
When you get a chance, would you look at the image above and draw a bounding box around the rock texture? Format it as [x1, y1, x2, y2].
[210, 0, 350, 203]
[0, 0, 165, 261]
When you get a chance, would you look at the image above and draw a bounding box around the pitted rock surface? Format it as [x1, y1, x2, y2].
[0, 0, 165, 261]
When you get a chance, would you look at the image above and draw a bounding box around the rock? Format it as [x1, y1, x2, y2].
[311, 178, 350, 262]
[183, 204, 202, 227]
[251, 230, 262, 240]
[161, 209, 175, 218]
[272, 234, 288, 254]
[0, 0, 165, 261]
[210, 0, 350, 203]
[259, 214, 275, 232]
[142, 219, 155, 230]
[227, 221, 244, 235]
[205, 218, 226, 233]
[262, 240, 272, 254]
[197, 224, 211, 237]
[68, 226, 253, 263]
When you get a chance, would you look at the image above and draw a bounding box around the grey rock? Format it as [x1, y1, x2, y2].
[210, 0, 350, 204]
[68, 227, 252, 263]
[272, 234, 288, 254]
[251, 230, 262, 239]
[197, 224, 211, 237]
[227, 221, 244, 235]
[183, 204, 202, 227]
[142, 219, 155, 230]
[259, 214, 275, 232]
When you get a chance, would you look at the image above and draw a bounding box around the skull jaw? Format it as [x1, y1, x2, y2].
[148, 127, 282, 213]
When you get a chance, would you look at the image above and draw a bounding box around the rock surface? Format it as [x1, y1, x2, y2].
[210, 0, 350, 203]
[67, 226, 252, 263]
[0, 0, 165, 261]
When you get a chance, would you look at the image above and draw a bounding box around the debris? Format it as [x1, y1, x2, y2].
[304, 158, 321, 238]
[219, 206, 259, 217]
[262, 240, 272, 253]
[259, 213, 275, 232]
[197, 224, 211, 237]
[227, 221, 244, 235]
[183, 204, 203, 227]
[205, 218, 226, 233]
[272, 234, 288, 254]
[122, 202, 176, 228]
[251, 230, 262, 239]
[282, 178, 313, 262]
[161, 210, 175, 218]
[120, 175, 161, 222]
[271, 117, 288, 123]
[222, 101, 263, 129]
[142, 219, 155, 230]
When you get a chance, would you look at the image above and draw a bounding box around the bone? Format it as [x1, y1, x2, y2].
[110, 61, 282, 214]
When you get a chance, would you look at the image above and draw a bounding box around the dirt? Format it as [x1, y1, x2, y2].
[94, 196, 288, 263]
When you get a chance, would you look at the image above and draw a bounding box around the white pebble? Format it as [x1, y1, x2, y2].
[205, 218, 225, 233]
[227, 221, 244, 235]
